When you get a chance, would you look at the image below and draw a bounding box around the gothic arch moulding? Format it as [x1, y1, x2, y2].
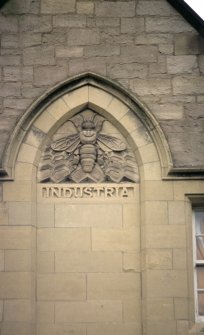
[0, 73, 173, 182]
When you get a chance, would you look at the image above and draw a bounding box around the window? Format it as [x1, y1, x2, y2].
[194, 209, 204, 320]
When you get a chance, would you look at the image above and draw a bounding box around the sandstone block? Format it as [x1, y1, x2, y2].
[1, 34, 18, 48]
[3, 66, 33, 82]
[150, 103, 184, 120]
[88, 273, 141, 300]
[96, 17, 120, 27]
[37, 228, 91, 251]
[77, 2, 94, 14]
[0, 55, 20, 66]
[37, 323, 86, 335]
[142, 298, 174, 320]
[15, 162, 36, 181]
[142, 249, 172, 270]
[68, 28, 100, 46]
[107, 63, 148, 79]
[3, 181, 32, 202]
[0, 250, 4, 271]
[87, 322, 141, 335]
[92, 228, 140, 251]
[135, 33, 173, 45]
[172, 76, 204, 95]
[142, 201, 168, 225]
[53, 15, 86, 28]
[130, 77, 171, 95]
[0, 226, 32, 249]
[34, 65, 68, 86]
[4, 300, 31, 322]
[0, 300, 3, 321]
[37, 301, 54, 323]
[175, 34, 204, 55]
[5, 250, 31, 271]
[142, 225, 186, 249]
[0, 322, 35, 335]
[0, 83, 21, 97]
[20, 33, 42, 48]
[144, 320, 176, 335]
[88, 86, 112, 110]
[137, 1, 176, 16]
[18, 143, 39, 164]
[143, 270, 187, 298]
[56, 46, 83, 58]
[0, 204, 9, 225]
[84, 45, 120, 57]
[123, 203, 140, 228]
[123, 299, 141, 322]
[168, 201, 185, 225]
[42, 32, 66, 45]
[20, 15, 52, 32]
[95, 1, 135, 17]
[55, 204, 122, 228]
[41, 0, 75, 13]
[121, 46, 157, 63]
[123, 252, 140, 272]
[0, 272, 31, 299]
[55, 300, 122, 322]
[33, 111, 57, 133]
[69, 57, 106, 76]
[121, 18, 144, 33]
[37, 273, 86, 300]
[0, 15, 18, 32]
[2, 0, 30, 14]
[23, 46, 55, 66]
[142, 162, 161, 181]
[174, 298, 188, 319]
[37, 203, 54, 228]
[44, 97, 70, 120]
[141, 181, 173, 201]
[105, 97, 129, 121]
[55, 251, 122, 272]
[37, 252, 54, 273]
[146, 17, 193, 33]
[167, 55, 198, 74]
[173, 249, 187, 270]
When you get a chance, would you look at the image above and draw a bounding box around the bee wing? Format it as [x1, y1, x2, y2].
[51, 134, 80, 153]
[97, 134, 126, 151]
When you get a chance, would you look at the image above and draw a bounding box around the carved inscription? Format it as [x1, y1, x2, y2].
[41, 185, 135, 199]
[38, 109, 139, 184]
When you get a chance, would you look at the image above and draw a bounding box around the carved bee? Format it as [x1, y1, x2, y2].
[50, 110, 126, 181]
[38, 110, 139, 183]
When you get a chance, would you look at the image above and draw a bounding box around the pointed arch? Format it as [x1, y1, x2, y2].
[0, 73, 173, 181]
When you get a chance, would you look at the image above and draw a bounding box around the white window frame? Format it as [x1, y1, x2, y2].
[193, 208, 204, 322]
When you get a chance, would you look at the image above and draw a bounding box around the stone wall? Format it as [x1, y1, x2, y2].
[0, 0, 204, 169]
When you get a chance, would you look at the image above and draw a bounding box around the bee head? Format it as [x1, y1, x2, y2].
[82, 121, 95, 130]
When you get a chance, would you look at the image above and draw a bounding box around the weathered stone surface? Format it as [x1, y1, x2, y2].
[2, 0, 30, 14]
[135, 33, 173, 45]
[77, 2, 94, 15]
[23, 46, 55, 65]
[34, 64, 68, 86]
[41, 0, 75, 14]
[150, 103, 183, 120]
[1, 34, 19, 48]
[19, 15, 52, 32]
[107, 63, 148, 79]
[84, 45, 120, 57]
[69, 57, 106, 76]
[68, 28, 100, 46]
[0, 15, 18, 32]
[53, 15, 86, 28]
[175, 33, 204, 55]
[95, 1, 135, 17]
[0, 55, 20, 66]
[121, 45, 157, 63]
[56, 46, 83, 58]
[172, 76, 204, 95]
[121, 17, 144, 33]
[3, 66, 33, 82]
[146, 17, 193, 33]
[167, 55, 198, 74]
[198, 55, 204, 73]
[137, 1, 176, 16]
[130, 78, 171, 95]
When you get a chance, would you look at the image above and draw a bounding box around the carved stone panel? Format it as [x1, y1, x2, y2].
[38, 109, 139, 183]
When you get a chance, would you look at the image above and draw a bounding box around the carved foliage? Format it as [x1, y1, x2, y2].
[38, 110, 139, 183]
